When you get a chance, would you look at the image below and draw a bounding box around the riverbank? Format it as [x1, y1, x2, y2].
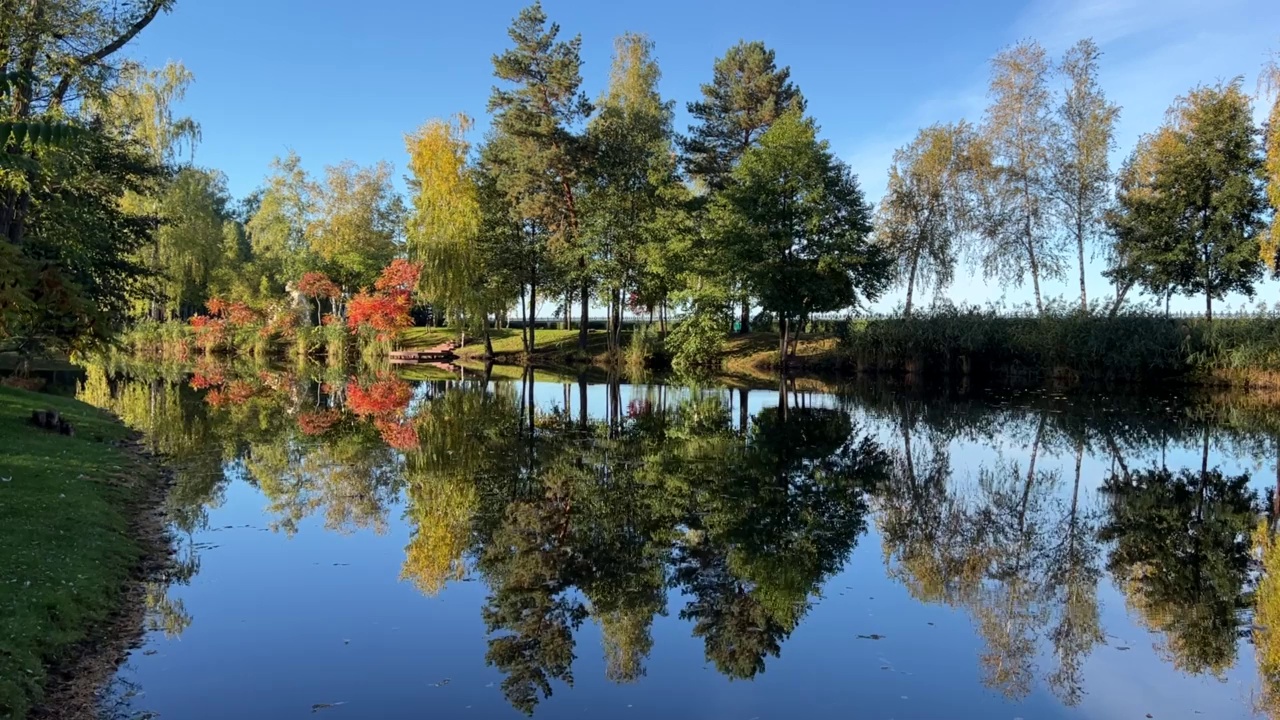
[0, 386, 172, 719]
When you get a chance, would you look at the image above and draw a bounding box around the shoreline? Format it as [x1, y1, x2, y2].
[0, 387, 174, 720]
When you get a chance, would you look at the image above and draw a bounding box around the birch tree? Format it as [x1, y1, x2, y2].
[977, 40, 1064, 314]
[1052, 39, 1119, 312]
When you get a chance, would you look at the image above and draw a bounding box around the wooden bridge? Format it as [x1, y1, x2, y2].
[389, 340, 459, 364]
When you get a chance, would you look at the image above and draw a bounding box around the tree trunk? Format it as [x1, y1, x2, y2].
[1205, 288, 1212, 323]
[738, 387, 749, 435]
[579, 281, 589, 353]
[778, 316, 789, 369]
[739, 295, 751, 334]
[483, 320, 494, 359]
[1028, 239, 1044, 315]
[1077, 220, 1088, 313]
[1108, 278, 1134, 319]
[904, 249, 919, 318]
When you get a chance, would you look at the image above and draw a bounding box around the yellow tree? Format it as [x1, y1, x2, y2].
[1262, 53, 1280, 273]
[405, 114, 511, 355]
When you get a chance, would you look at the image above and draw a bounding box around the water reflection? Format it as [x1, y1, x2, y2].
[81, 358, 1280, 718]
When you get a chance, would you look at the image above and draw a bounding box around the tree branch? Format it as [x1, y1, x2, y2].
[50, 0, 171, 106]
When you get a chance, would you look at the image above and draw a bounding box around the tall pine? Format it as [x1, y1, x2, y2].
[487, 2, 593, 351]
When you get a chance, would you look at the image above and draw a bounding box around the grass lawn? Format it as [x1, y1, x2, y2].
[0, 387, 159, 718]
[399, 327, 616, 360]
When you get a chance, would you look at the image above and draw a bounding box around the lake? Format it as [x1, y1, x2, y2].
[81, 362, 1280, 719]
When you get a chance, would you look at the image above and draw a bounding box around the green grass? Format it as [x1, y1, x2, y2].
[399, 327, 616, 360]
[0, 387, 154, 718]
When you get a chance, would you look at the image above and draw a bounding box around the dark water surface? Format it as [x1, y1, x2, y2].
[82, 363, 1280, 719]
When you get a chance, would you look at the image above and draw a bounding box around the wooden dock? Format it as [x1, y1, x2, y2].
[389, 341, 459, 364]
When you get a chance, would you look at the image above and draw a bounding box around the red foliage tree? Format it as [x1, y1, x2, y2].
[374, 259, 422, 295]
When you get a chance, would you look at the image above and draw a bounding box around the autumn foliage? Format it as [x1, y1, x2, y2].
[347, 259, 422, 340]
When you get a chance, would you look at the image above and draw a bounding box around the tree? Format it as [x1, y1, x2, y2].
[1107, 80, 1267, 321]
[2, 0, 175, 246]
[976, 40, 1064, 315]
[405, 114, 514, 354]
[476, 135, 555, 355]
[1052, 39, 1119, 312]
[1, 2, 174, 355]
[876, 123, 976, 316]
[146, 167, 235, 318]
[246, 152, 317, 299]
[308, 160, 403, 294]
[683, 41, 805, 192]
[1262, 53, 1280, 274]
[713, 110, 889, 364]
[583, 33, 678, 354]
[487, 2, 593, 352]
[684, 40, 804, 333]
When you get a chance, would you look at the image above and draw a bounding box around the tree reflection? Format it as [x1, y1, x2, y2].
[77, 360, 1280, 715]
[1101, 463, 1256, 676]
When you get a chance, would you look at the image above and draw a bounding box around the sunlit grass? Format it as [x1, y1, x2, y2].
[0, 387, 151, 718]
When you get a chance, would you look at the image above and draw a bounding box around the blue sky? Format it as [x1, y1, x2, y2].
[128, 0, 1278, 314]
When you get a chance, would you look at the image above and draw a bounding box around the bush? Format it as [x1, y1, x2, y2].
[625, 324, 664, 369]
[668, 308, 728, 370]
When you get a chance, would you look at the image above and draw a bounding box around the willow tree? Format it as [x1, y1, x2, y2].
[487, 2, 593, 353]
[876, 122, 975, 316]
[406, 114, 513, 356]
[583, 33, 678, 353]
[977, 40, 1064, 315]
[1052, 39, 1119, 312]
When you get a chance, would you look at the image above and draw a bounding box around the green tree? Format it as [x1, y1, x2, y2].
[713, 110, 889, 363]
[976, 40, 1064, 314]
[583, 33, 679, 353]
[1, 1, 173, 354]
[308, 160, 403, 294]
[684, 40, 804, 333]
[476, 135, 556, 355]
[147, 167, 235, 318]
[876, 122, 976, 316]
[1052, 39, 1119, 312]
[245, 152, 317, 299]
[1107, 80, 1267, 320]
[487, 2, 593, 352]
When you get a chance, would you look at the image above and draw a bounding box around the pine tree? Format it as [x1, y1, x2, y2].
[487, 2, 593, 352]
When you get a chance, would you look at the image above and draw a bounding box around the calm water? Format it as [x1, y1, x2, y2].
[81, 362, 1280, 719]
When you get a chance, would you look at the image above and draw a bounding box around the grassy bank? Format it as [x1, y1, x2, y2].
[400, 327, 616, 363]
[0, 387, 168, 718]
